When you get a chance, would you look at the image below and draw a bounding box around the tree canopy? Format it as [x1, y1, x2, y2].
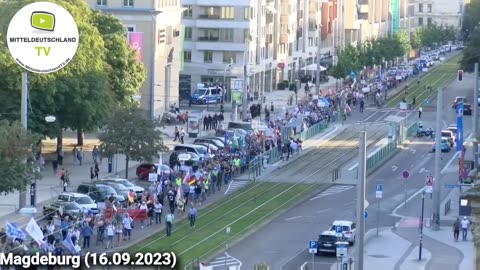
[0, 120, 41, 195]
[415, 24, 456, 48]
[460, 0, 480, 72]
[98, 107, 169, 179]
[0, 0, 146, 142]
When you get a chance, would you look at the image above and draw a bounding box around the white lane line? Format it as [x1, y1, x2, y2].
[392, 166, 398, 172]
[270, 160, 282, 167]
[419, 168, 425, 174]
[224, 181, 234, 194]
[285, 216, 303, 221]
[317, 208, 331, 213]
[441, 133, 472, 174]
[410, 149, 417, 155]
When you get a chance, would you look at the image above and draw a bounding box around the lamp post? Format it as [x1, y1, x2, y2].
[223, 59, 233, 103]
[419, 189, 426, 260]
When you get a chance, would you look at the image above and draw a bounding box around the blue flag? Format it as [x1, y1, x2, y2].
[224, 132, 229, 145]
[6, 222, 26, 240]
[456, 101, 464, 154]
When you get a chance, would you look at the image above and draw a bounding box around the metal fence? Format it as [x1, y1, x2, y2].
[247, 121, 329, 179]
[366, 139, 398, 174]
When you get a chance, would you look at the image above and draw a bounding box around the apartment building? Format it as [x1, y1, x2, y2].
[413, 0, 464, 29]
[180, 0, 334, 99]
[87, 0, 183, 119]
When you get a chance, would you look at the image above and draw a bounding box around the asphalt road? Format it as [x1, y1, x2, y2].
[205, 66, 475, 269]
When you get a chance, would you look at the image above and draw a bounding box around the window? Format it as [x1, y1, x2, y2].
[219, 29, 234, 42]
[126, 26, 135, 32]
[185, 27, 192, 40]
[418, 3, 423, 13]
[427, 17, 432, 25]
[223, 52, 236, 63]
[183, 6, 193, 17]
[418, 17, 423, 26]
[184, 51, 192, 62]
[221, 7, 234, 19]
[97, 0, 107, 6]
[244, 7, 253, 20]
[123, 0, 134, 7]
[203, 51, 213, 63]
[427, 4, 432, 13]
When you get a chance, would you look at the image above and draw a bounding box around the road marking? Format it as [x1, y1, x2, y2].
[285, 216, 303, 221]
[317, 208, 331, 213]
[224, 181, 250, 195]
[392, 166, 398, 172]
[410, 149, 416, 155]
[309, 186, 354, 201]
[419, 168, 425, 174]
[269, 160, 282, 167]
[208, 252, 242, 268]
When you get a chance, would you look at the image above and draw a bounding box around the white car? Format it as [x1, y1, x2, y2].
[57, 192, 99, 214]
[100, 177, 144, 198]
[329, 220, 357, 245]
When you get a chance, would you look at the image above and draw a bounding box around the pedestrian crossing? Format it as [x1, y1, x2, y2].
[225, 180, 250, 195]
[205, 253, 242, 269]
[397, 217, 421, 228]
[309, 185, 354, 201]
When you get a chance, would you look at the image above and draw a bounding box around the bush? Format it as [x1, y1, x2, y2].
[277, 82, 286, 90]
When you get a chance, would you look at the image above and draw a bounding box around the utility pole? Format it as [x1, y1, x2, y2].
[356, 131, 367, 270]
[419, 190, 426, 260]
[473, 63, 478, 170]
[19, 72, 28, 210]
[316, 25, 322, 95]
[432, 89, 443, 231]
[242, 39, 250, 121]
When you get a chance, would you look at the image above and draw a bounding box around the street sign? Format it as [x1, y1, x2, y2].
[424, 99, 430, 105]
[336, 242, 349, 257]
[402, 170, 410, 179]
[335, 225, 343, 237]
[364, 211, 368, 220]
[309, 240, 317, 254]
[376, 184, 383, 199]
[425, 176, 434, 193]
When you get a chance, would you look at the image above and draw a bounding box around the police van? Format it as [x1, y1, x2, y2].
[189, 83, 223, 106]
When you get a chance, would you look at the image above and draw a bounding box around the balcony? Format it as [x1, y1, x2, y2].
[198, 14, 221, 19]
[195, 42, 246, 51]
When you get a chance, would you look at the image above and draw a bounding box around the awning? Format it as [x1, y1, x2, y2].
[301, 63, 327, 71]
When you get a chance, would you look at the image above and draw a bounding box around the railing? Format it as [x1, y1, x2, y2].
[198, 14, 220, 19]
[406, 121, 418, 138]
[247, 121, 329, 178]
[366, 139, 398, 174]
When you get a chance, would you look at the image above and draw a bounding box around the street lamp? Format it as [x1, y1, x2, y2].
[45, 115, 56, 123]
[419, 189, 426, 260]
[223, 58, 233, 103]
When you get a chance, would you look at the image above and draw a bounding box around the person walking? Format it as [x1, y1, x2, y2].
[173, 126, 180, 142]
[154, 200, 163, 224]
[165, 211, 174, 236]
[105, 222, 115, 249]
[359, 99, 364, 113]
[94, 163, 99, 180]
[72, 146, 78, 163]
[453, 218, 460, 241]
[77, 148, 84, 166]
[122, 214, 133, 241]
[90, 167, 95, 182]
[189, 204, 197, 227]
[180, 128, 185, 144]
[418, 106, 423, 119]
[81, 223, 93, 249]
[461, 216, 470, 240]
[92, 146, 99, 164]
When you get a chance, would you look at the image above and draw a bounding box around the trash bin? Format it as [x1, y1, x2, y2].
[108, 158, 113, 173]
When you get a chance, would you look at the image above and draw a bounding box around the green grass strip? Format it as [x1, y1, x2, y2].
[385, 54, 462, 108]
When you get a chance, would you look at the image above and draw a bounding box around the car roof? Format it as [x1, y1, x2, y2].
[320, 230, 337, 236]
[59, 192, 89, 198]
[101, 177, 129, 182]
[175, 144, 204, 149]
[332, 220, 354, 226]
[441, 130, 453, 133]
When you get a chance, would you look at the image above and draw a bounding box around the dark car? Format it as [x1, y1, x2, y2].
[463, 103, 472, 115]
[43, 201, 85, 220]
[76, 183, 125, 203]
[317, 231, 341, 255]
[169, 151, 202, 167]
[136, 163, 172, 180]
[194, 138, 225, 149]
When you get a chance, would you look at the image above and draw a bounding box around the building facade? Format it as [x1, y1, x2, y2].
[180, 0, 334, 100]
[87, 0, 183, 119]
[413, 0, 464, 29]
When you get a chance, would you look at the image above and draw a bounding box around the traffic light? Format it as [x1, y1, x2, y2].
[458, 70, 463, 81]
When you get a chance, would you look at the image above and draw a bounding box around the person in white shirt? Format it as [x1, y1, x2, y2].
[122, 214, 132, 241]
[105, 222, 115, 249]
[154, 201, 163, 224]
[461, 216, 470, 241]
[139, 202, 148, 228]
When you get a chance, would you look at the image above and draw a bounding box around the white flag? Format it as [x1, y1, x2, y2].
[25, 217, 44, 246]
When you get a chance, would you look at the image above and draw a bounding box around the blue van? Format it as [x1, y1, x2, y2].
[189, 83, 223, 106]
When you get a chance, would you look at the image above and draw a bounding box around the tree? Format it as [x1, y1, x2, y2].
[395, 30, 411, 55]
[0, 0, 146, 146]
[330, 45, 361, 79]
[460, 29, 480, 72]
[462, 0, 480, 41]
[0, 120, 41, 195]
[98, 107, 169, 178]
[92, 12, 146, 106]
[410, 30, 422, 49]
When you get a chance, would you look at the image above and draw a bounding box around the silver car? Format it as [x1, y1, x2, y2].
[57, 192, 99, 213]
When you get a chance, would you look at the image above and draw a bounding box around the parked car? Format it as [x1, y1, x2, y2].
[173, 144, 207, 159]
[447, 125, 457, 136]
[452, 96, 466, 108]
[96, 181, 130, 200]
[194, 137, 225, 149]
[43, 201, 85, 220]
[432, 138, 451, 152]
[194, 142, 219, 152]
[136, 163, 172, 180]
[441, 130, 456, 146]
[169, 151, 202, 167]
[57, 192, 99, 214]
[317, 230, 341, 255]
[100, 177, 144, 198]
[76, 183, 125, 203]
[329, 220, 356, 245]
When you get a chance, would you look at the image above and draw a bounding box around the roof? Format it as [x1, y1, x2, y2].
[332, 220, 354, 225]
[320, 230, 337, 236]
[59, 192, 88, 198]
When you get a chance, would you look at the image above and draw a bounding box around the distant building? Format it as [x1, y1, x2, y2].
[412, 0, 464, 29]
[87, 0, 183, 119]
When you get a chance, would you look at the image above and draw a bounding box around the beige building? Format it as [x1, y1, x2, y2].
[87, 0, 183, 119]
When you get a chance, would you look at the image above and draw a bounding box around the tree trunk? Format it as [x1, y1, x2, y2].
[125, 155, 129, 179]
[56, 132, 63, 153]
[76, 128, 84, 146]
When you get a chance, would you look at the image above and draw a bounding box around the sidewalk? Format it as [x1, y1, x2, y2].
[337, 226, 474, 270]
